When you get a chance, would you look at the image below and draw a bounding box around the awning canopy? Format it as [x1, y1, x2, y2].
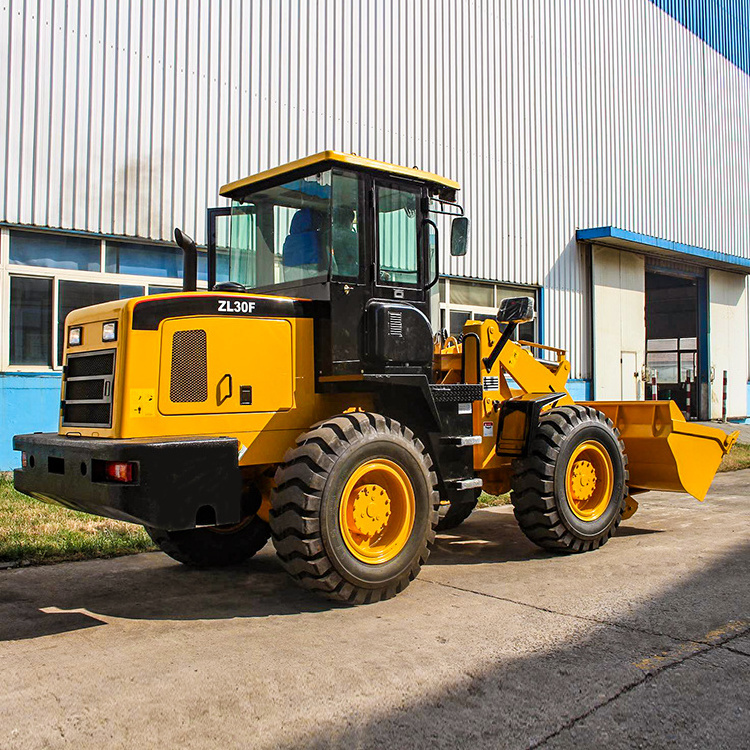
[576, 226, 750, 274]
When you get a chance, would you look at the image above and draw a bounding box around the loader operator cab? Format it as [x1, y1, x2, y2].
[207, 151, 469, 379]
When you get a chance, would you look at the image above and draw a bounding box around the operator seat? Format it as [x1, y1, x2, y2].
[282, 208, 324, 279]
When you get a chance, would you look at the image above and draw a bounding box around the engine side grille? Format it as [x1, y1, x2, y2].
[170, 330, 208, 403]
[65, 378, 105, 401]
[67, 351, 115, 378]
[63, 403, 112, 426]
[62, 350, 116, 428]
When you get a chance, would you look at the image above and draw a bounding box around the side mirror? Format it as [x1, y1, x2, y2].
[497, 296, 535, 324]
[174, 227, 198, 292]
[450, 216, 469, 256]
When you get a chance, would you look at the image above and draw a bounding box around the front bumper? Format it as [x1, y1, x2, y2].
[13, 433, 244, 531]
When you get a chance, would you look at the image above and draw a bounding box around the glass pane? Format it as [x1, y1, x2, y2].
[10, 231, 100, 271]
[472, 312, 496, 322]
[449, 310, 471, 335]
[106, 241, 182, 278]
[331, 172, 361, 279]
[10, 276, 53, 365]
[229, 171, 333, 289]
[439, 278, 446, 302]
[450, 280, 493, 307]
[647, 338, 678, 352]
[518, 320, 535, 342]
[377, 185, 418, 285]
[148, 285, 180, 295]
[58, 281, 143, 364]
[229, 208, 258, 286]
[680, 352, 697, 382]
[213, 214, 231, 284]
[680, 337, 697, 350]
[646, 351, 678, 383]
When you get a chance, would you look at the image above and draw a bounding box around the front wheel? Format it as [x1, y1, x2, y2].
[270, 413, 439, 604]
[511, 405, 628, 552]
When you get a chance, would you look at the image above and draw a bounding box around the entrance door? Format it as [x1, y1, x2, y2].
[644, 271, 701, 418]
[621, 351, 638, 400]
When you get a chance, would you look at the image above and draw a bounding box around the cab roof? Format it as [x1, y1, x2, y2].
[219, 150, 460, 200]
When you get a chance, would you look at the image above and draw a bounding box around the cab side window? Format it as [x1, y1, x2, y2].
[376, 184, 419, 286]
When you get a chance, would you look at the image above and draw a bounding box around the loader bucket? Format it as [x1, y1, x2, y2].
[581, 401, 738, 501]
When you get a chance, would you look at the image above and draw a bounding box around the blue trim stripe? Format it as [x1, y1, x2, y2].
[649, 0, 750, 76]
[576, 226, 750, 271]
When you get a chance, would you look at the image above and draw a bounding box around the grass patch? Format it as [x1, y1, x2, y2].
[477, 491, 511, 508]
[0, 472, 155, 566]
[718, 442, 750, 473]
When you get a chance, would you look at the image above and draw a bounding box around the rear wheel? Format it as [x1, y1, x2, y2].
[146, 516, 271, 568]
[436, 490, 480, 532]
[270, 412, 439, 604]
[511, 405, 628, 552]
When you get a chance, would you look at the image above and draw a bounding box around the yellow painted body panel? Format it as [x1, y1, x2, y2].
[220, 150, 460, 196]
[157, 317, 294, 415]
[60, 293, 373, 468]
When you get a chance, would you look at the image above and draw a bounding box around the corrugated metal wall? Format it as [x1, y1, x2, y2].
[1, 0, 749, 378]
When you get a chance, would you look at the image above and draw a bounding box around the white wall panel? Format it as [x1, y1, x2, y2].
[1, 0, 749, 379]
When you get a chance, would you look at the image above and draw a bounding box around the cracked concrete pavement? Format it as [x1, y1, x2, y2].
[1, 470, 748, 749]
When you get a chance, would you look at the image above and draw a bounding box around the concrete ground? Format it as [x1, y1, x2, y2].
[1, 472, 749, 750]
[698, 420, 750, 443]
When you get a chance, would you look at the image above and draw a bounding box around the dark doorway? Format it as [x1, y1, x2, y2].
[645, 271, 702, 418]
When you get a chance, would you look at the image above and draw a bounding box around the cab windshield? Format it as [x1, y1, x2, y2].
[228, 169, 360, 289]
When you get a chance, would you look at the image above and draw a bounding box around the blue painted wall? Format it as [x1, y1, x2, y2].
[0, 373, 61, 470]
[566, 380, 593, 401]
[650, 0, 750, 76]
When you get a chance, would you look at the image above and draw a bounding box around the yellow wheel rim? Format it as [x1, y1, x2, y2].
[565, 440, 614, 522]
[339, 458, 416, 564]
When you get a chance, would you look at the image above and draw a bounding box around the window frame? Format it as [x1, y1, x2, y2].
[0, 226, 208, 373]
[439, 277, 540, 341]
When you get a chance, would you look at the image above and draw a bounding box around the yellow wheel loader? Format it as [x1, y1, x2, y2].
[13, 152, 738, 604]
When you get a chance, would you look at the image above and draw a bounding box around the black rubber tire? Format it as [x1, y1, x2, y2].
[436, 490, 480, 532]
[510, 405, 628, 552]
[270, 412, 440, 604]
[146, 516, 271, 568]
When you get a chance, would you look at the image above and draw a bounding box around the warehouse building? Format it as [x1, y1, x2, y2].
[1, 0, 749, 468]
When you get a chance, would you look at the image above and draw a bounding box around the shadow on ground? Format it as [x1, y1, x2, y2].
[0, 508, 665, 641]
[296, 541, 750, 749]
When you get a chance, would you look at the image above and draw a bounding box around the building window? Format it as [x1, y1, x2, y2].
[57, 281, 144, 363]
[439, 278, 539, 341]
[3, 228, 211, 372]
[9, 276, 53, 366]
[10, 231, 101, 271]
[106, 240, 182, 278]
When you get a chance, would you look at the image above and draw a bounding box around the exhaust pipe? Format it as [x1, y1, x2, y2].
[174, 228, 197, 292]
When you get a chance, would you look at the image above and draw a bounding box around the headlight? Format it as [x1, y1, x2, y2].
[102, 321, 117, 342]
[68, 327, 82, 346]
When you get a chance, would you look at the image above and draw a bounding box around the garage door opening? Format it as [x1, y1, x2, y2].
[645, 271, 704, 419]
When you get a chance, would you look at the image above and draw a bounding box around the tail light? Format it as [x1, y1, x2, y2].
[104, 461, 137, 483]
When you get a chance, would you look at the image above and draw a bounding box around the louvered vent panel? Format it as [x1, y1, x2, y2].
[170, 330, 208, 403]
[388, 311, 403, 337]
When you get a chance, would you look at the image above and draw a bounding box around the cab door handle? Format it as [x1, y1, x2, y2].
[217, 373, 232, 405]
